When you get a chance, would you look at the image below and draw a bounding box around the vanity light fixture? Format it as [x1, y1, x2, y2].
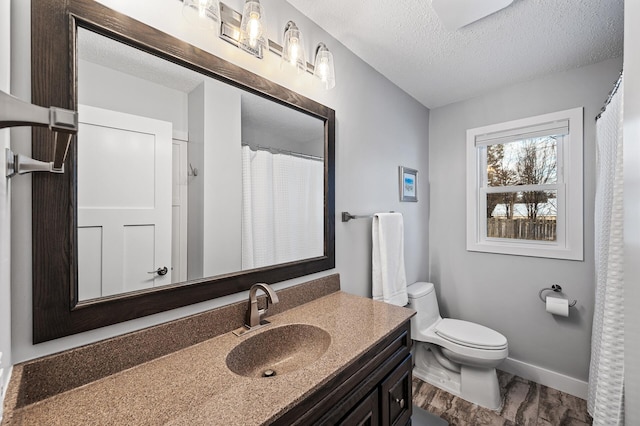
[219, 1, 264, 58]
[238, 0, 266, 52]
[281, 21, 307, 73]
[209, 1, 338, 88]
[313, 43, 335, 90]
[182, 0, 220, 29]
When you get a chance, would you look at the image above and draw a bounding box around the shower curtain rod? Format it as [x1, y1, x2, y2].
[242, 144, 323, 161]
[596, 70, 623, 121]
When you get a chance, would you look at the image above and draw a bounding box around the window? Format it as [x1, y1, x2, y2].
[466, 108, 583, 260]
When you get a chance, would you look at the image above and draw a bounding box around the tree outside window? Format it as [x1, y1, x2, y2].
[485, 136, 559, 241]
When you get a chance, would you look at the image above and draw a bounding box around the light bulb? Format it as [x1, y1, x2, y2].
[313, 43, 335, 90]
[239, 1, 265, 52]
[247, 13, 261, 46]
[317, 58, 329, 81]
[281, 21, 306, 73]
[289, 39, 300, 65]
[248, 13, 260, 38]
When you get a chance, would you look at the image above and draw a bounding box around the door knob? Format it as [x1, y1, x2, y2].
[148, 266, 168, 276]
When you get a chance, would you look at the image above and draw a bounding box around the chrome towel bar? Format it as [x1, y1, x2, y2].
[341, 211, 395, 222]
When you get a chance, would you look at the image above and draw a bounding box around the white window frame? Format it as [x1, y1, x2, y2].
[466, 107, 583, 260]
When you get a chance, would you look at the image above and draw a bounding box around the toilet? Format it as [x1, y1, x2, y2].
[407, 282, 508, 410]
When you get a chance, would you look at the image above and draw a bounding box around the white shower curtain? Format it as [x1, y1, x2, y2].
[588, 78, 625, 425]
[241, 146, 324, 269]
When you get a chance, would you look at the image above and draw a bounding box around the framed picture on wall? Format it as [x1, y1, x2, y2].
[399, 166, 418, 202]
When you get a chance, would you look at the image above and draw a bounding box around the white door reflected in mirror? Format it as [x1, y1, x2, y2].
[77, 105, 173, 300]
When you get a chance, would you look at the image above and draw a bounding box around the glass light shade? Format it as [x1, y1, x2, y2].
[239, 0, 266, 50]
[182, 0, 220, 29]
[313, 43, 336, 90]
[281, 21, 307, 74]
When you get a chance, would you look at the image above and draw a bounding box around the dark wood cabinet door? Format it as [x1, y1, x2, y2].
[381, 354, 412, 426]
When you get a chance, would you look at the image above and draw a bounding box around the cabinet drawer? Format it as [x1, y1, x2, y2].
[381, 354, 412, 426]
[337, 389, 379, 426]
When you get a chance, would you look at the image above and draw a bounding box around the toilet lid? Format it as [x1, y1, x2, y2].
[435, 319, 507, 350]
[407, 282, 434, 298]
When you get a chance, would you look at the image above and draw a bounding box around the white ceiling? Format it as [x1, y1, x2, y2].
[285, 0, 624, 109]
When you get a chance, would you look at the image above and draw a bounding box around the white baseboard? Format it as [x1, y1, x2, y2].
[499, 357, 588, 400]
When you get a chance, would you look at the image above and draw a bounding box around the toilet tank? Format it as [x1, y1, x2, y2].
[407, 282, 442, 334]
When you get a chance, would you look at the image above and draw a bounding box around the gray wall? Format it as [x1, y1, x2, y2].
[187, 84, 205, 280]
[623, 0, 640, 422]
[9, 0, 430, 362]
[200, 81, 242, 278]
[188, 82, 243, 280]
[429, 57, 622, 384]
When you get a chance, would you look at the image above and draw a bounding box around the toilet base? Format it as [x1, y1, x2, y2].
[460, 365, 502, 410]
[413, 342, 503, 410]
[413, 343, 461, 396]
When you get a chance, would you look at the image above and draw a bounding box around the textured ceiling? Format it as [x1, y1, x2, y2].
[286, 0, 624, 108]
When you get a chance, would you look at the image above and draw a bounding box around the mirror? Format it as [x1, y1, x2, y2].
[76, 28, 325, 300]
[31, 0, 335, 342]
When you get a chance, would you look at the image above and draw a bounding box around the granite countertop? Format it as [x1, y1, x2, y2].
[4, 291, 414, 425]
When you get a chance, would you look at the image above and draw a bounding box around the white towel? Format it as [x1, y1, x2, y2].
[372, 212, 408, 306]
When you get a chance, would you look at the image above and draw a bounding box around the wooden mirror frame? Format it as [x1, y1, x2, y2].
[31, 0, 335, 343]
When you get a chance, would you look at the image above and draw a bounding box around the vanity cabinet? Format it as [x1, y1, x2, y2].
[273, 321, 412, 426]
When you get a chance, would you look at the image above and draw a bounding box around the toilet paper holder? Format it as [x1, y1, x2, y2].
[538, 285, 577, 307]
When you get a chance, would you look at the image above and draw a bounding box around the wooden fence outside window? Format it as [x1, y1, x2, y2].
[487, 218, 557, 241]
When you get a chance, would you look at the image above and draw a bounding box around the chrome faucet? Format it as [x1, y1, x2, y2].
[245, 283, 280, 329]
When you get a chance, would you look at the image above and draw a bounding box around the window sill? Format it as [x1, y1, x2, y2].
[467, 239, 583, 261]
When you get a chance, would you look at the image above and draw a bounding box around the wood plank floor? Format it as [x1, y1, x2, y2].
[412, 370, 593, 425]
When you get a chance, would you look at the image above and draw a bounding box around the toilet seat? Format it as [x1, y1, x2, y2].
[413, 318, 508, 364]
[435, 319, 507, 350]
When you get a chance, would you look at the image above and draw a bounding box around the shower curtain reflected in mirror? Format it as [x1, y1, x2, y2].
[241, 146, 324, 269]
